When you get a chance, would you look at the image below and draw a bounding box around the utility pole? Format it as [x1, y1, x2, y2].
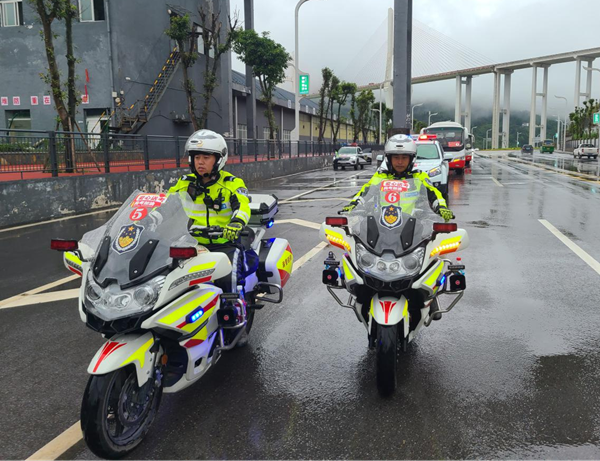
[244, 0, 256, 140]
[392, 0, 412, 135]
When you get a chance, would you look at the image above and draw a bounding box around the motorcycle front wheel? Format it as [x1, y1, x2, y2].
[81, 366, 163, 459]
[376, 324, 398, 396]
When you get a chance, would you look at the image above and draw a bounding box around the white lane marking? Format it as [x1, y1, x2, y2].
[280, 197, 351, 204]
[491, 177, 504, 187]
[26, 421, 82, 461]
[292, 242, 328, 273]
[539, 219, 600, 276]
[26, 240, 330, 459]
[285, 172, 362, 201]
[0, 275, 78, 308]
[0, 208, 120, 234]
[0, 289, 80, 310]
[277, 218, 321, 230]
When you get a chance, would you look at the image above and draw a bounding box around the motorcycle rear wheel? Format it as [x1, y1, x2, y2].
[81, 366, 162, 459]
[376, 324, 398, 396]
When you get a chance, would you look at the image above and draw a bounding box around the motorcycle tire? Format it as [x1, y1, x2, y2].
[81, 366, 163, 459]
[455, 168, 464, 176]
[354, 164, 358, 170]
[376, 324, 398, 396]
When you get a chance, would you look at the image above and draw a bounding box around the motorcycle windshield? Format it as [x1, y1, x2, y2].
[347, 178, 438, 256]
[81, 190, 197, 286]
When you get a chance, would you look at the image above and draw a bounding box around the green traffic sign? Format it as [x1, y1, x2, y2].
[594, 112, 600, 124]
[299, 75, 309, 95]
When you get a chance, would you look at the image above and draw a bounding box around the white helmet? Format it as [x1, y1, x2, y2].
[185, 129, 228, 177]
[383, 134, 417, 175]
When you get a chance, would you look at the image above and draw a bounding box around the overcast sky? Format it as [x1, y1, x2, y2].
[229, 0, 600, 112]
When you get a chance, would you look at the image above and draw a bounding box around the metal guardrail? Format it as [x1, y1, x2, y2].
[0, 128, 382, 180]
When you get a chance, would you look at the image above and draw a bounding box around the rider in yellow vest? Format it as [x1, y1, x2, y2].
[169, 129, 251, 293]
[342, 134, 453, 221]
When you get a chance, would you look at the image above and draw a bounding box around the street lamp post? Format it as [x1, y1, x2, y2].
[428, 111, 438, 126]
[411, 103, 423, 133]
[471, 126, 478, 148]
[555, 95, 568, 151]
[486, 128, 492, 150]
[517, 131, 521, 147]
[293, 0, 312, 143]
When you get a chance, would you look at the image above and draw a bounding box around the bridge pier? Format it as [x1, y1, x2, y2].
[502, 72, 512, 149]
[540, 65, 549, 142]
[529, 66, 538, 145]
[454, 76, 472, 131]
[574, 58, 594, 108]
[492, 71, 501, 149]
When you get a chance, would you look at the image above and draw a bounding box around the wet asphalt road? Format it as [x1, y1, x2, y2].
[2, 155, 600, 459]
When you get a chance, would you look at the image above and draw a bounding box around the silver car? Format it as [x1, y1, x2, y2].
[333, 147, 368, 171]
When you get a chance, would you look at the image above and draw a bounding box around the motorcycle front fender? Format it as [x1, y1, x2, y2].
[87, 332, 156, 387]
[370, 294, 409, 327]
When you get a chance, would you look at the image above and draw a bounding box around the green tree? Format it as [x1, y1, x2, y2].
[355, 90, 375, 142]
[30, 0, 80, 171]
[317, 67, 334, 142]
[233, 30, 290, 140]
[330, 82, 356, 144]
[165, 14, 199, 130]
[197, 6, 238, 130]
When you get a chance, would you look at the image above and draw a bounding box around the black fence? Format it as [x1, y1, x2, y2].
[0, 128, 383, 180]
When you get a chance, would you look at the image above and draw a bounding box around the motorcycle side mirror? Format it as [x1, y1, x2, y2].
[51, 239, 79, 251]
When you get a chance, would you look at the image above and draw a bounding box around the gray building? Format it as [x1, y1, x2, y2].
[0, 0, 232, 137]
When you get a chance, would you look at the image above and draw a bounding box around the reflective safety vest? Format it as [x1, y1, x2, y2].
[350, 170, 447, 211]
[169, 171, 251, 244]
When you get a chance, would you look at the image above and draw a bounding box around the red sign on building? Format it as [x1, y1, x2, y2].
[81, 94, 89, 104]
[0, 97, 7, 106]
[43, 96, 51, 105]
[31, 96, 39, 105]
[13, 96, 21, 106]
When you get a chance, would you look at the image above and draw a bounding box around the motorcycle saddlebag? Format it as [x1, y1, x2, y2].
[248, 194, 278, 226]
[257, 238, 293, 292]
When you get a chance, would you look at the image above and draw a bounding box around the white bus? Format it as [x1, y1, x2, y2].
[420, 121, 470, 175]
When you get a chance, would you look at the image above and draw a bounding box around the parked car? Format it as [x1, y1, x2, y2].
[333, 146, 368, 170]
[540, 139, 555, 154]
[521, 144, 534, 155]
[360, 147, 373, 163]
[573, 143, 599, 159]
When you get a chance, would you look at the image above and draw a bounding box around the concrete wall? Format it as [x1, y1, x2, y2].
[0, 155, 333, 228]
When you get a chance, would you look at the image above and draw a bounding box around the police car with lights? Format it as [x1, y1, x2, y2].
[376, 134, 448, 199]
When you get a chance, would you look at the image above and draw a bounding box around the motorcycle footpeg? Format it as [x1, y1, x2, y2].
[247, 303, 265, 310]
[217, 307, 239, 328]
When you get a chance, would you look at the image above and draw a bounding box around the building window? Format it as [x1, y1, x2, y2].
[5, 110, 31, 139]
[283, 130, 291, 142]
[263, 127, 278, 140]
[0, 1, 24, 27]
[195, 25, 215, 58]
[79, 0, 105, 22]
[237, 124, 247, 140]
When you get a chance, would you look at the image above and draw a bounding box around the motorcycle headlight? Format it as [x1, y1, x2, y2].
[356, 246, 425, 282]
[85, 273, 165, 321]
[356, 243, 375, 268]
[429, 167, 442, 177]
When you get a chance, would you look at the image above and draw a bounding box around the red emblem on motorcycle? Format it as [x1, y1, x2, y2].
[380, 300, 397, 323]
